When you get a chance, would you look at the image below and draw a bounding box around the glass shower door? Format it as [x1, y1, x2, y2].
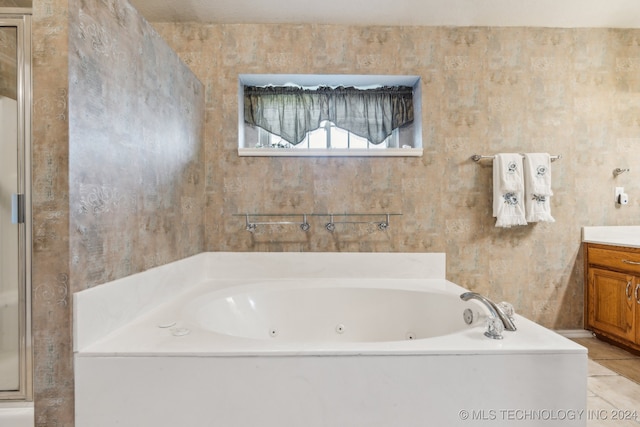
[0, 24, 20, 392]
[0, 14, 30, 401]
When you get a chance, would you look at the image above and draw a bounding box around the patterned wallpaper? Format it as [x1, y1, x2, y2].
[32, 0, 71, 424]
[153, 23, 640, 332]
[68, 0, 205, 287]
[27, 1, 640, 424]
[32, 0, 204, 425]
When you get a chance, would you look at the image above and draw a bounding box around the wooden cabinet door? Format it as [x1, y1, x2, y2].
[587, 268, 636, 342]
[636, 281, 640, 345]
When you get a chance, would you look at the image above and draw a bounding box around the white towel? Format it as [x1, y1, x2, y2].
[525, 193, 555, 223]
[523, 153, 553, 196]
[493, 154, 527, 228]
[496, 153, 524, 193]
[524, 153, 555, 223]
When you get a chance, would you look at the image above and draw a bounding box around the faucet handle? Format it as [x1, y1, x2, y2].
[498, 301, 515, 321]
[485, 316, 505, 339]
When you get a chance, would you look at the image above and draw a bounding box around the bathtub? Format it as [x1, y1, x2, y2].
[74, 252, 587, 427]
[185, 282, 475, 343]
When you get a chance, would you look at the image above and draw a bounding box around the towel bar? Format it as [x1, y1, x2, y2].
[241, 213, 310, 233]
[471, 154, 561, 162]
[236, 212, 401, 233]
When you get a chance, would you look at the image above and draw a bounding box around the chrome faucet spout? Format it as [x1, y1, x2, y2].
[460, 292, 517, 332]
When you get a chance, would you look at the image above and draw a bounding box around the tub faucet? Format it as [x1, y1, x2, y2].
[460, 292, 517, 338]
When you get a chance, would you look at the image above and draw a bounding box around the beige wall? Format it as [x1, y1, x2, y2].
[67, 0, 205, 287]
[32, 0, 70, 423]
[27, 3, 640, 424]
[153, 23, 640, 331]
[32, 0, 204, 425]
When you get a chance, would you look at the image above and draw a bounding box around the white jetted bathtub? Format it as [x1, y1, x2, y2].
[74, 252, 587, 427]
[186, 281, 486, 343]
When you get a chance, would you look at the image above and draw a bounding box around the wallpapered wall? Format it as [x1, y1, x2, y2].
[68, 0, 205, 286]
[32, 0, 70, 424]
[153, 23, 640, 330]
[32, 0, 204, 425]
[27, 0, 640, 423]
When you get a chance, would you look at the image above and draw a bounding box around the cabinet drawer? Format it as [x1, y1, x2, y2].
[588, 246, 640, 274]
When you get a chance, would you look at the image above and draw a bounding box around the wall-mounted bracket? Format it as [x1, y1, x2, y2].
[613, 168, 630, 177]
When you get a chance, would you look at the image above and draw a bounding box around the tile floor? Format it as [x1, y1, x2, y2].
[572, 337, 640, 426]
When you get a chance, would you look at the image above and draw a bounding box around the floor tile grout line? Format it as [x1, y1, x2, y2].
[576, 338, 640, 393]
[589, 359, 640, 386]
[588, 361, 640, 424]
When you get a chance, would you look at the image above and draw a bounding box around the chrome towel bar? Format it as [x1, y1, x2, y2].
[470, 154, 561, 162]
[236, 212, 401, 233]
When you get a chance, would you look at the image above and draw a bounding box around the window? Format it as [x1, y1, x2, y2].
[238, 74, 422, 157]
[257, 120, 400, 150]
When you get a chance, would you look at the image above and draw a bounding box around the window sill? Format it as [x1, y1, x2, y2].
[237, 148, 424, 157]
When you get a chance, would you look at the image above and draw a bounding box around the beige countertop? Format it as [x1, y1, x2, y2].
[582, 226, 640, 249]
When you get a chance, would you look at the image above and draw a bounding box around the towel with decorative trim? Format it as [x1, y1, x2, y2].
[523, 153, 555, 223]
[493, 153, 527, 228]
[523, 152, 553, 196]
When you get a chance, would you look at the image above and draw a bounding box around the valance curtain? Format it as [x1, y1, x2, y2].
[244, 85, 414, 145]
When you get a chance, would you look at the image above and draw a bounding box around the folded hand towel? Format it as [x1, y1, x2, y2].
[523, 153, 553, 196]
[525, 193, 555, 223]
[494, 191, 528, 227]
[496, 153, 524, 193]
[524, 153, 555, 223]
[493, 154, 527, 228]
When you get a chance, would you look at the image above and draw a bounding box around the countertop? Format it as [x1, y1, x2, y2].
[582, 226, 640, 249]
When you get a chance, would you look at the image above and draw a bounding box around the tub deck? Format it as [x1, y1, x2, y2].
[74, 252, 587, 427]
[78, 277, 584, 357]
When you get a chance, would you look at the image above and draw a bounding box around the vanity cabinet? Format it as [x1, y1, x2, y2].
[584, 243, 640, 352]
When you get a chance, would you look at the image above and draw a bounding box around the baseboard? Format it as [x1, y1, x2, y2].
[554, 329, 594, 339]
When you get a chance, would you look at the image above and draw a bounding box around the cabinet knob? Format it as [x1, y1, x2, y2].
[635, 283, 640, 304]
[626, 281, 632, 300]
[622, 259, 640, 265]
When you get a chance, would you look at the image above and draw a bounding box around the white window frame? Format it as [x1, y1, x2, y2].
[238, 74, 423, 157]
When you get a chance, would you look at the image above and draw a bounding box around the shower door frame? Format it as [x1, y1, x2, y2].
[0, 11, 32, 402]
